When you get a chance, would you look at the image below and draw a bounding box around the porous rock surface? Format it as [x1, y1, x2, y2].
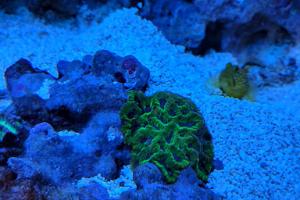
[120, 163, 221, 200]
[4, 50, 149, 130]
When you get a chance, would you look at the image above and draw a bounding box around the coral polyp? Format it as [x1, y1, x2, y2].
[120, 91, 214, 183]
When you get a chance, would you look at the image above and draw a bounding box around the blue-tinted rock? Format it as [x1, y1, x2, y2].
[56, 60, 87, 80]
[0, 0, 25, 13]
[121, 163, 222, 200]
[140, 0, 205, 49]
[75, 111, 130, 179]
[133, 163, 163, 189]
[24, 0, 127, 20]
[92, 50, 150, 90]
[4, 59, 54, 125]
[79, 183, 111, 200]
[82, 54, 94, 67]
[0, 179, 41, 200]
[139, 0, 300, 51]
[0, 166, 15, 188]
[26, 0, 82, 18]
[97, 155, 118, 180]
[8, 110, 128, 186]
[8, 122, 106, 184]
[45, 72, 126, 117]
[74, 111, 123, 154]
[5, 51, 150, 130]
[172, 168, 221, 200]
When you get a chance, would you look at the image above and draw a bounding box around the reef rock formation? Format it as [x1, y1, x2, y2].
[8, 110, 129, 184]
[140, 0, 300, 52]
[120, 163, 222, 200]
[4, 50, 150, 130]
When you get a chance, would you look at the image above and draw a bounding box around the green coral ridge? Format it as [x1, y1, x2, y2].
[0, 117, 18, 142]
[218, 63, 250, 99]
[120, 91, 213, 183]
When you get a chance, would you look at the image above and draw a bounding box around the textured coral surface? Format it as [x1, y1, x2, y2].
[121, 91, 213, 183]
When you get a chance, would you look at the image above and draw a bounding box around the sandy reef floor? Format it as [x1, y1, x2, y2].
[1, 8, 300, 200]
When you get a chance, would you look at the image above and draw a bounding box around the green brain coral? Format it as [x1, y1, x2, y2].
[218, 63, 250, 99]
[120, 91, 213, 183]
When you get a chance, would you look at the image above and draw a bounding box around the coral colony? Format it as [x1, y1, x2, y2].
[120, 91, 213, 183]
